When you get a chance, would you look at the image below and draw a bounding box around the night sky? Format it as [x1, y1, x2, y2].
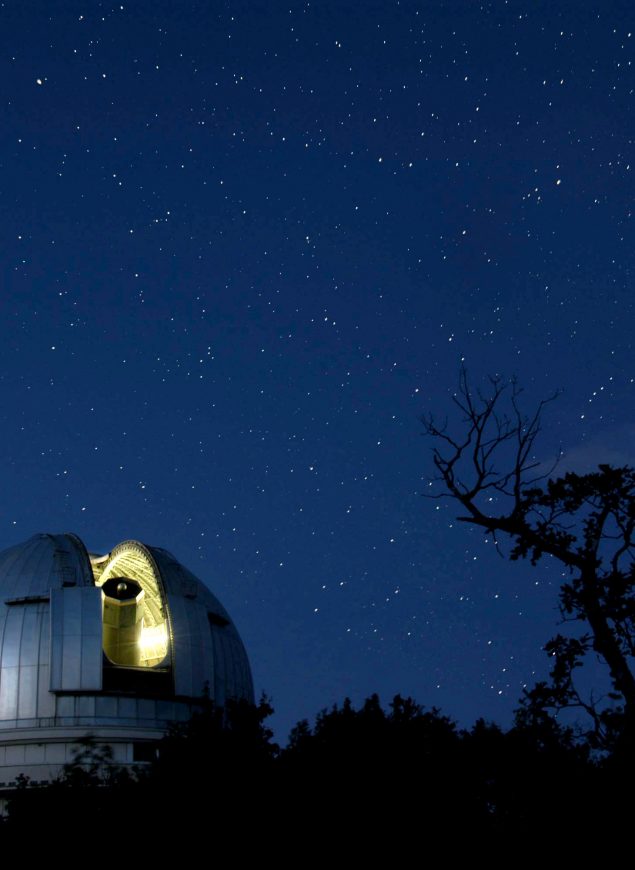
[1, 0, 633, 739]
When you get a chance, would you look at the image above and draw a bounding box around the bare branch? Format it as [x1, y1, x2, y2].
[423, 370, 635, 749]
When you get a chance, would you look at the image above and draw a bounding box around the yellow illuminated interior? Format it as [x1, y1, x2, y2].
[137, 622, 168, 662]
[91, 543, 170, 667]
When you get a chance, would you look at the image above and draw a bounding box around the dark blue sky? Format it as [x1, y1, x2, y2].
[1, 0, 633, 738]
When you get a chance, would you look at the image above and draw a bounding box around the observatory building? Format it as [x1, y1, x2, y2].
[0, 533, 254, 788]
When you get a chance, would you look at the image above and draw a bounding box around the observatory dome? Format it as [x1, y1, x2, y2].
[0, 533, 253, 788]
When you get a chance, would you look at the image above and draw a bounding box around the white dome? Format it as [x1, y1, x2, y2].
[0, 533, 253, 787]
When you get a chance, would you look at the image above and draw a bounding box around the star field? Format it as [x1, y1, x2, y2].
[1, 0, 633, 738]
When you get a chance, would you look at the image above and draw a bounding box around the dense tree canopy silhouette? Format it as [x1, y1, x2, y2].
[3, 692, 619, 839]
[423, 370, 635, 754]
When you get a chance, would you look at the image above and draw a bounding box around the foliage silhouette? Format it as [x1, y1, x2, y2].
[1, 692, 609, 840]
[423, 369, 635, 754]
[5, 735, 138, 838]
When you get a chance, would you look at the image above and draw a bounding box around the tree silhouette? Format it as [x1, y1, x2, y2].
[423, 369, 635, 754]
[1, 691, 604, 838]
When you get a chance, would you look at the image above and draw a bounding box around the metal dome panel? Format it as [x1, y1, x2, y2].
[0, 533, 254, 787]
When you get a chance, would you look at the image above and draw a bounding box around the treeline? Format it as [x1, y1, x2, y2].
[2, 694, 630, 842]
